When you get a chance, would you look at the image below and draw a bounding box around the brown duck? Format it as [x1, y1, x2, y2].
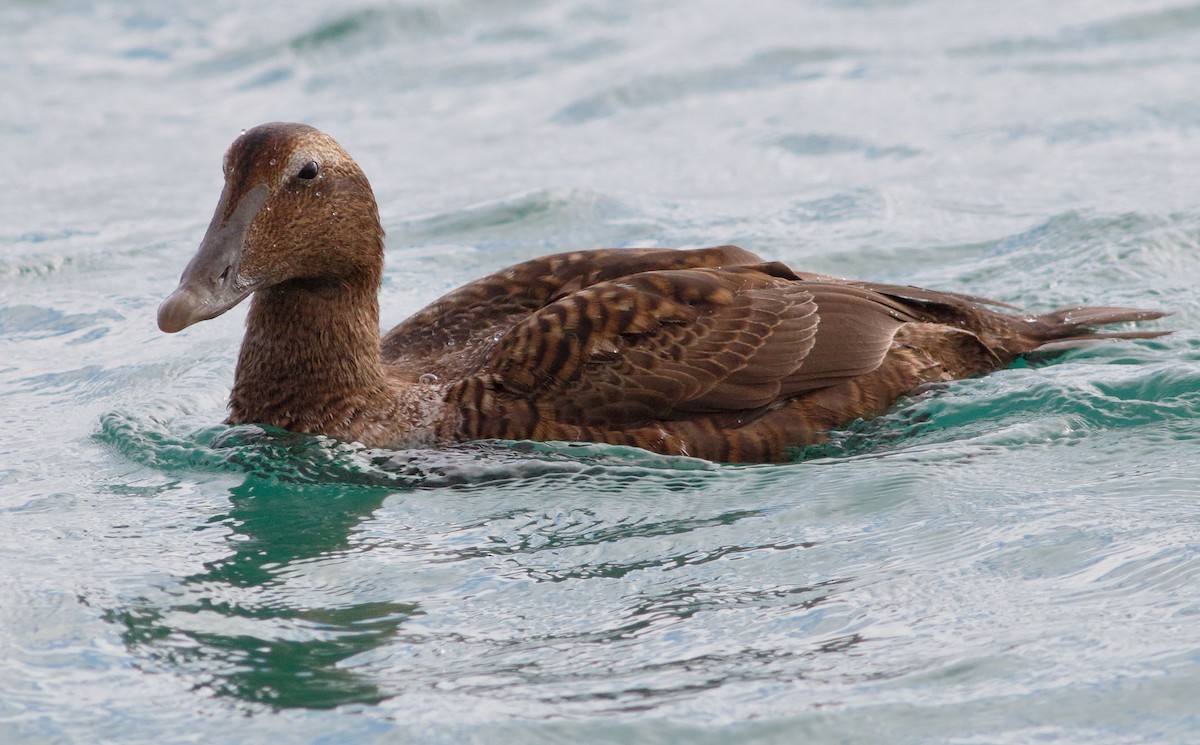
[157, 123, 1167, 463]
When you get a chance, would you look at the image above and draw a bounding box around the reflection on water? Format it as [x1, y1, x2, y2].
[98, 427, 866, 713]
[106, 478, 406, 709]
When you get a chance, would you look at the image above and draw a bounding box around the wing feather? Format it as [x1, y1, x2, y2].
[381, 245, 765, 377]
[476, 266, 919, 428]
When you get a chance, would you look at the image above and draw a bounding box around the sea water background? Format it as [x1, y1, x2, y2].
[3, 1, 1200, 742]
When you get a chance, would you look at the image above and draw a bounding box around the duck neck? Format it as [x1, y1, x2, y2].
[229, 275, 390, 434]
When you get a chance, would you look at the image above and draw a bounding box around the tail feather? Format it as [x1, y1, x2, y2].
[1027, 305, 1171, 352]
[1038, 305, 1170, 327]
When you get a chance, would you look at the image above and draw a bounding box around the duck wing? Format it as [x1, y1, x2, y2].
[381, 245, 766, 377]
[450, 264, 920, 433]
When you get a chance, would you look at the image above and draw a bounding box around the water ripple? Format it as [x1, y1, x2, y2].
[953, 3, 1200, 56]
[554, 47, 858, 124]
[96, 409, 730, 489]
[393, 188, 661, 250]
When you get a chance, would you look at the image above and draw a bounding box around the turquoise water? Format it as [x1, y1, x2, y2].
[3, 0, 1200, 742]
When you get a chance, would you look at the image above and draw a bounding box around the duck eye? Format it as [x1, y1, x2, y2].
[297, 161, 319, 180]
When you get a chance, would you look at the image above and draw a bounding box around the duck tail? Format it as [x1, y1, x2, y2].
[1026, 305, 1172, 352]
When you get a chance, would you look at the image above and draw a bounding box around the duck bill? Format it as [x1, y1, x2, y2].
[157, 183, 269, 333]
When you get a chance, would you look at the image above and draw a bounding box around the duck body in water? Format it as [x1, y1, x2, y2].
[157, 123, 1168, 463]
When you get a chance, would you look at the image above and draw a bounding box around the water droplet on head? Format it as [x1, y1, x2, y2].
[240, 128, 247, 135]
[315, 191, 321, 197]
[269, 158, 276, 166]
[418, 372, 439, 384]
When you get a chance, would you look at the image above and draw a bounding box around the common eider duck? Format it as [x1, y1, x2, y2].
[157, 123, 1168, 463]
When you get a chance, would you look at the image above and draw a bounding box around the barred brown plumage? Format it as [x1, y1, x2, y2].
[157, 123, 1171, 463]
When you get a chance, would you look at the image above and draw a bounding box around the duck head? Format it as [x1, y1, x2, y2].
[158, 122, 383, 333]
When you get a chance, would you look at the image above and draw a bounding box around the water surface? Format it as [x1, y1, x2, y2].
[3, 1, 1200, 742]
